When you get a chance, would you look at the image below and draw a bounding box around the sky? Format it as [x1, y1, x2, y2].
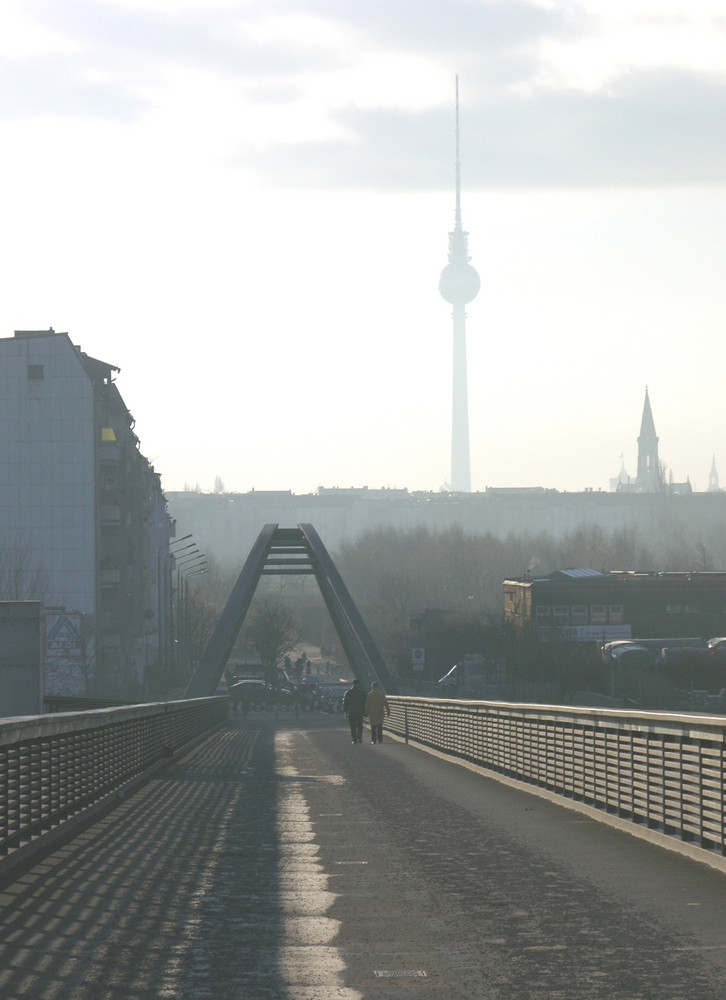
[2, 0, 726, 496]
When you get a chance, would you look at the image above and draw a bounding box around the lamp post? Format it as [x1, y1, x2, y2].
[175, 553, 206, 681]
[157, 534, 195, 690]
[181, 565, 207, 680]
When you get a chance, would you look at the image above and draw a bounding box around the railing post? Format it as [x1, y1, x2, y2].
[0, 697, 227, 860]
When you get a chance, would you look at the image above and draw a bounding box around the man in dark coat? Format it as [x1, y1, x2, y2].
[342, 678, 366, 743]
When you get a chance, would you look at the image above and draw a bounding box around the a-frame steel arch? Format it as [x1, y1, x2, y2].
[184, 524, 397, 699]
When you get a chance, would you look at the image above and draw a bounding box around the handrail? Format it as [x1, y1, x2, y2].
[0, 697, 227, 859]
[388, 696, 726, 858]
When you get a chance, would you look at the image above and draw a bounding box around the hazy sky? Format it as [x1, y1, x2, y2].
[2, 0, 726, 494]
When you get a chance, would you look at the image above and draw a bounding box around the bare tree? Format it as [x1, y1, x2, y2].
[242, 595, 303, 676]
[0, 538, 48, 600]
[334, 522, 703, 673]
[175, 558, 236, 684]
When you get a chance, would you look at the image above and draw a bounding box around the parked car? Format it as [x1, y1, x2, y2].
[315, 682, 350, 712]
[600, 641, 654, 668]
[228, 678, 271, 710]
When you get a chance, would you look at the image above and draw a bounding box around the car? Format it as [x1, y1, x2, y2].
[228, 678, 271, 710]
[315, 682, 350, 712]
[600, 641, 654, 668]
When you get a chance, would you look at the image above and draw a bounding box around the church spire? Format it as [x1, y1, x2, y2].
[636, 387, 661, 492]
[709, 454, 720, 492]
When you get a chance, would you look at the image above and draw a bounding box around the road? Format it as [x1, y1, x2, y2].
[0, 713, 725, 998]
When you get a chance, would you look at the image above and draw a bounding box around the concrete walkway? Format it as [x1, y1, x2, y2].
[1, 713, 726, 999]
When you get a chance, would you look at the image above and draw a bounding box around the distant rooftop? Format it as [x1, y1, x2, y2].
[14, 328, 59, 339]
[551, 569, 604, 579]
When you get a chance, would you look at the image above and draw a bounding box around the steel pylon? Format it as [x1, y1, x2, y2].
[184, 524, 397, 698]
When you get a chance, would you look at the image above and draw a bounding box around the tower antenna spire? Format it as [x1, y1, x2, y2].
[455, 74, 462, 230]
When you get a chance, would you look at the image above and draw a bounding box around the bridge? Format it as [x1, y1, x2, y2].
[1, 695, 726, 998]
[185, 522, 398, 699]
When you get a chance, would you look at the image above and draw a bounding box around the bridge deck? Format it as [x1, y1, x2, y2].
[1, 714, 725, 999]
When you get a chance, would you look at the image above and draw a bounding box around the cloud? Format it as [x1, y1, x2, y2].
[0, 55, 146, 119]
[5, 0, 579, 119]
[243, 67, 726, 190]
[6, 1, 726, 190]
[307, 0, 575, 53]
[4, 1, 341, 121]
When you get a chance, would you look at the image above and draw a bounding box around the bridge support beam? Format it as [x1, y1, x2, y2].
[184, 524, 397, 698]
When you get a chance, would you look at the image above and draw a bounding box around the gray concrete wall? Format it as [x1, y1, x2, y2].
[0, 601, 42, 717]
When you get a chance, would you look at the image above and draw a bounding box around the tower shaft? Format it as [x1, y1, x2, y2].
[451, 303, 471, 491]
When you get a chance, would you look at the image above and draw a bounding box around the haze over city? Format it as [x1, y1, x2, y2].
[1, 0, 725, 495]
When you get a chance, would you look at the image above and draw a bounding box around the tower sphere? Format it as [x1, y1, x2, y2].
[439, 261, 481, 305]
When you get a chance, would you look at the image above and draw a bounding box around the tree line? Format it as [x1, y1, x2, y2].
[155, 520, 726, 687]
[332, 521, 725, 677]
[3, 517, 724, 700]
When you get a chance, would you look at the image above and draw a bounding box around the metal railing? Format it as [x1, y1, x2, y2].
[388, 697, 726, 856]
[0, 697, 227, 858]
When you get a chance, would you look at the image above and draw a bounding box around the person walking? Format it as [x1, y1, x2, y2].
[365, 681, 390, 743]
[342, 678, 366, 744]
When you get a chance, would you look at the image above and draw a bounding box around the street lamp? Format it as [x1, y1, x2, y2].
[176, 551, 204, 568]
[169, 533, 193, 548]
[177, 559, 207, 681]
[169, 542, 199, 564]
[159, 535, 200, 689]
[157, 534, 195, 688]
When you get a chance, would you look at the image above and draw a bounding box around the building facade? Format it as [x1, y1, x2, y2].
[167, 486, 726, 578]
[503, 569, 726, 642]
[0, 329, 173, 698]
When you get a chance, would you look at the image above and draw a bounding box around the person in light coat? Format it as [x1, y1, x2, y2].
[364, 681, 390, 743]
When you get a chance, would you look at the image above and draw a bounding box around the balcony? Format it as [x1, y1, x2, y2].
[100, 569, 121, 588]
[100, 505, 121, 525]
[98, 632, 121, 651]
[99, 444, 122, 463]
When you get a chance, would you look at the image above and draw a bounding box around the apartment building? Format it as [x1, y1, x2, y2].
[0, 329, 172, 698]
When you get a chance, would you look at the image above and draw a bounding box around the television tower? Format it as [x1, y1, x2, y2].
[439, 76, 480, 493]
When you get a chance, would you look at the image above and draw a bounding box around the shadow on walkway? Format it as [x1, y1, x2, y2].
[0, 719, 289, 999]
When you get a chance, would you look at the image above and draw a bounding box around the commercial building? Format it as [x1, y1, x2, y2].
[503, 569, 726, 643]
[0, 329, 173, 698]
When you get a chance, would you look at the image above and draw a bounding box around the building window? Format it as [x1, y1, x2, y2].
[27, 364, 44, 380]
[535, 605, 551, 620]
[683, 604, 698, 614]
[552, 605, 570, 624]
[609, 604, 624, 624]
[101, 427, 117, 442]
[666, 604, 681, 614]
[571, 605, 588, 625]
[590, 605, 607, 625]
